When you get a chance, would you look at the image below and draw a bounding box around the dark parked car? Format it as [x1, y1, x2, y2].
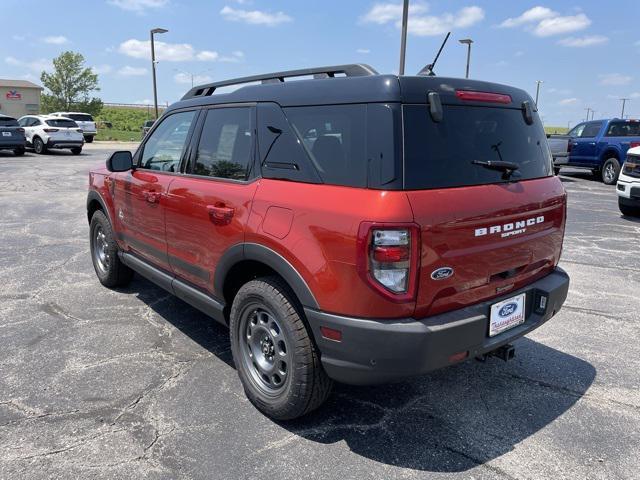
[141, 120, 155, 139]
[0, 114, 26, 156]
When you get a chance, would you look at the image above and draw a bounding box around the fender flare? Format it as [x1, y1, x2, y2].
[600, 147, 621, 162]
[86, 190, 115, 227]
[214, 243, 319, 309]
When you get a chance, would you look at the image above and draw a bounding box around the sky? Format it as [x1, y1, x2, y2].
[1, 0, 639, 126]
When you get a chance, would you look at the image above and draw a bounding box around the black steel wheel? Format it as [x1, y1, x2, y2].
[89, 210, 133, 287]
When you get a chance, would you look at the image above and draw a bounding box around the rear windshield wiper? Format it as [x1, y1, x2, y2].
[471, 160, 521, 179]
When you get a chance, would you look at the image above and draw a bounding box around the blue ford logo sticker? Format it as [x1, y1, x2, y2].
[499, 302, 518, 318]
[431, 267, 454, 280]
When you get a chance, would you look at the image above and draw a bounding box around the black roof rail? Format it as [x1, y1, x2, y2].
[181, 64, 379, 100]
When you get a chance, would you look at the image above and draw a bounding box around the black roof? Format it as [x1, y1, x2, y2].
[166, 64, 534, 114]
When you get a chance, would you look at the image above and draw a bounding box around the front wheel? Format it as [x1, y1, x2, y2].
[230, 277, 333, 420]
[602, 158, 620, 185]
[619, 199, 640, 217]
[33, 137, 47, 154]
[90, 210, 133, 287]
[14, 147, 25, 156]
[71, 147, 82, 155]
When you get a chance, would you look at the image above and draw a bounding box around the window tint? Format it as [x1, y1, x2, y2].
[580, 122, 603, 138]
[66, 114, 93, 122]
[46, 119, 78, 128]
[140, 110, 196, 172]
[284, 104, 367, 187]
[605, 121, 640, 137]
[403, 104, 551, 189]
[0, 117, 19, 127]
[192, 107, 253, 180]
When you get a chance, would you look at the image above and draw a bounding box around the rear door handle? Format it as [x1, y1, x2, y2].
[207, 204, 235, 225]
[142, 190, 160, 204]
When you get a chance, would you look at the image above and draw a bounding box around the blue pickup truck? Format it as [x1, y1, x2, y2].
[552, 118, 640, 184]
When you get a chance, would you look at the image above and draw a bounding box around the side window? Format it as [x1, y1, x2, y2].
[605, 121, 626, 137]
[18, 118, 28, 127]
[191, 107, 253, 180]
[284, 104, 367, 187]
[257, 103, 321, 184]
[139, 110, 196, 172]
[568, 123, 585, 138]
[580, 122, 603, 138]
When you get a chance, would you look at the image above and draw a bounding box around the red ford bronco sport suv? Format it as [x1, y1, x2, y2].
[87, 64, 569, 420]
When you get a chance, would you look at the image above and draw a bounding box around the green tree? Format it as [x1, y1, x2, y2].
[40, 51, 103, 116]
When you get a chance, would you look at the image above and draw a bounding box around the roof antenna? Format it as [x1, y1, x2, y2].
[417, 32, 451, 76]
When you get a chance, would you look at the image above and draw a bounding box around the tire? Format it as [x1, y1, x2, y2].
[619, 199, 640, 217]
[601, 157, 620, 185]
[14, 147, 25, 156]
[85, 136, 94, 143]
[89, 210, 133, 288]
[71, 147, 82, 155]
[554, 167, 561, 176]
[33, 137, 47, 154]
[230, 276, 333, 420]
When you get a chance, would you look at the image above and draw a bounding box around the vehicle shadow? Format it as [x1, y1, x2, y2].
[558, 170, 600, 182]
[126, 276, 595, 473]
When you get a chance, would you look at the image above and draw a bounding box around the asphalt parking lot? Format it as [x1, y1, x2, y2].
[1, 144, 639, 480]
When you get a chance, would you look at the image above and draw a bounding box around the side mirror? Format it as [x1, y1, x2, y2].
[106, 151, 133, 172]
[522, 101, 534, 125]
[428, 91, 443, 123]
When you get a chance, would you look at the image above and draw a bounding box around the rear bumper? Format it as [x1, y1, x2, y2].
[46, 140, 84, 149]
[0, 141, 26, 149]
[305, 267, 569, 385]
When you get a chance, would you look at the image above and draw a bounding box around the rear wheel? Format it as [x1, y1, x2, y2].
[90, 210, 133, 287]
[85, 136, 94, 143]
[33, 137, 46, 154]
[619, 199, 640, 217]
[71, 147, 82, 155]
[602, 157, 620, 185]
[14, 147, 25, 156]
[230, 276, 332, 420]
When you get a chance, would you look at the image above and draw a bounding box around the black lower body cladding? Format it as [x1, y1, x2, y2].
[306, 267, 569, 385]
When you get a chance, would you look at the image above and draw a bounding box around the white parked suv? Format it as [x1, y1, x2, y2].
[50, 112, 97, 143]
[617, 145, 640, 217]
[18, 115, 84, 155]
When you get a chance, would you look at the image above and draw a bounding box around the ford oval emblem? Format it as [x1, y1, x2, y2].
[499, 302, 518, 318]
[431, 267, 454, 280]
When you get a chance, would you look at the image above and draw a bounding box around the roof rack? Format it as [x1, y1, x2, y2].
[181, 64, 379, 100]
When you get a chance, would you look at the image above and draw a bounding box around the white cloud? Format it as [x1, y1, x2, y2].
[548, 87, 572, 95]
[108, 0, 168, 13]
[599, 73, 632, 86]
[559, 98, 579, 105]
[134, 99, 153, 105]
[174, 73, 213, 85]
[499, 7, 591, 37]
[630, 92, 640, 99]
[558, 35, 609, 47]
[118, 65, 148, 76]
[91, 64, 113, 74]
[5, 56, 52, 72]
[534, 13, 591, 37]
[219, 51, 245, 63]
[361, 3, 484, 36]
[495, 60, 508, 67]
[12, 35, 26, 41]
[356, 48, 371, 54]
[220, 5, 292, 26]
[499, 6, 556, 28]
[43, 35, 69, 45]
[196, 50, 219, 61]
[514, 50, 525, 57]
[119, 39, 195, 61]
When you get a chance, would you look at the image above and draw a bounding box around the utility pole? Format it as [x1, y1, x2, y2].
[584, 107, 592, 122]
[591, 110, 596, 121]
[459, 39, 473, 79]
[535, 80, 543, 108]
[399, 0, 409, 75]
[620, 98, 630, 118]
[150, 27, 168, 119]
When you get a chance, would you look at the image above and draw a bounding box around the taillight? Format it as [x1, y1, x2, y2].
[630, 142, 640, 148]
[43, 128, 59, 133]
[76, 128, 83, 133]
[456, 90, 512, 104]
[567, 141, 573, 154]
[357, 223, 420, 302]
[17, 128, 24, 133]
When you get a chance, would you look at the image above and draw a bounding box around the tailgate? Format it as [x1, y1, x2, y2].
[407, 177, 566, 317]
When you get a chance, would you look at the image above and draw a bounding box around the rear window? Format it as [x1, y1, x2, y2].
[605, 121, 640, 137]
[0, 117, 19, 127]
[403, 105, 552, 189]
[45, 119, 78, 128]
[66, 114, 93, 122]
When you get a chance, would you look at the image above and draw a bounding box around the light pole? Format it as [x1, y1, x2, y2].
[534, 80, 543, 108]
[458, 38, 473, 79]
[399, 0, 409, 75]
[150, 27, 168, 119]
[584, 107, 592, 122]
[620, 98, 630, 118]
